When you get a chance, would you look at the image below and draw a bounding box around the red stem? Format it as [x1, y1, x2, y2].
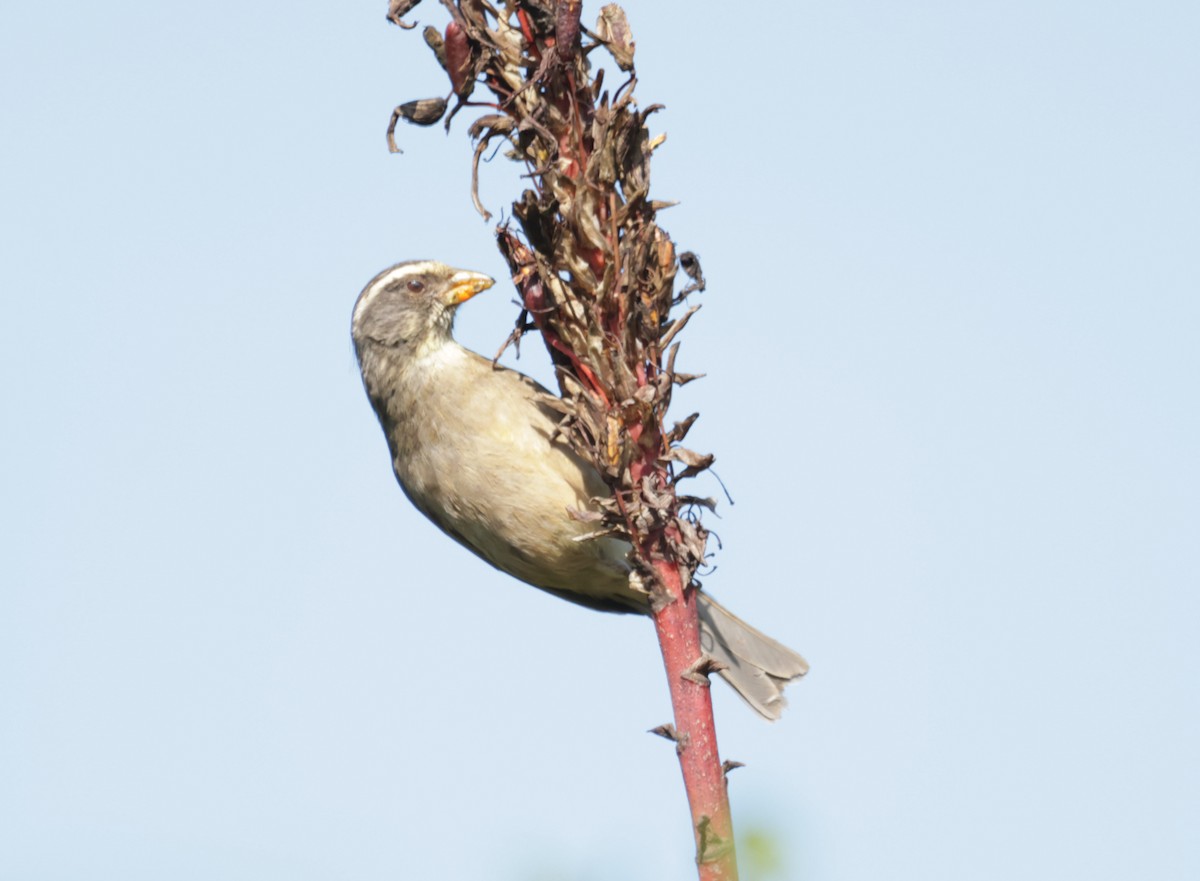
[650, 551, 738, 881]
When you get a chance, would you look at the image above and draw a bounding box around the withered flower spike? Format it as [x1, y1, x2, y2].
[396, 4, 721, 758]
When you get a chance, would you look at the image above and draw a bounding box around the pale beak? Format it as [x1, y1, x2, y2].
[442, 270, 495, 306]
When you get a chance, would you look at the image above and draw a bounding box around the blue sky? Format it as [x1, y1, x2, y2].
[2, 2, 1197, 879]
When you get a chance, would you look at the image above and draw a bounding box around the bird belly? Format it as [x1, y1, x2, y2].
[393, 403, 643, 613]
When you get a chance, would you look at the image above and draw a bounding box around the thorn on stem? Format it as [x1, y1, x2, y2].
[648, 723, 690, 755]
[649, 723, 678, 742]
[682, 653, 727, 685]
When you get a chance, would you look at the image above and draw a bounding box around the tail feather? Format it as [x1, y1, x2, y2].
[697, 593, 809, 721]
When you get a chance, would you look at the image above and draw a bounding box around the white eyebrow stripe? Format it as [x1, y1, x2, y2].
[352, 260, 445, 328]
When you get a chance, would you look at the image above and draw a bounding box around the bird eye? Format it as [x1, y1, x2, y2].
[406, 279, 426, 293]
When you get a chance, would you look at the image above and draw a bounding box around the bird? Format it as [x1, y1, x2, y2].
[352, 260, 809, 719]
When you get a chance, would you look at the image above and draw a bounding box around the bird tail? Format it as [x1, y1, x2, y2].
[696, 593, 809, 721]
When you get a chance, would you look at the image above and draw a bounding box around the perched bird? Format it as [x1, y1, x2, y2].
[352, 260, 809, 719]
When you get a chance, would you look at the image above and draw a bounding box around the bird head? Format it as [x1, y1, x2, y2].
[351, 260, 495, 352]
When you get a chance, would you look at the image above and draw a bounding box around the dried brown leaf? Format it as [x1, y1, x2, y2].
[668, 447, 714, 482]
[595, 4, 635, 71]
[659, 304, 700, 349]
[566, 506, 606, 523]
[667, 412, 699, 443]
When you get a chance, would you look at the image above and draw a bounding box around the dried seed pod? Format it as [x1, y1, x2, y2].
[422, 24, 447, 70]
[398, 98, 448, 125]
[444, 21, 475, 99]
[386, 0, 421, 30]
[386, 98, 449, 152]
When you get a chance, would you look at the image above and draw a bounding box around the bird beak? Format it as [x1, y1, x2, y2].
[442, 270, 495, 306]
